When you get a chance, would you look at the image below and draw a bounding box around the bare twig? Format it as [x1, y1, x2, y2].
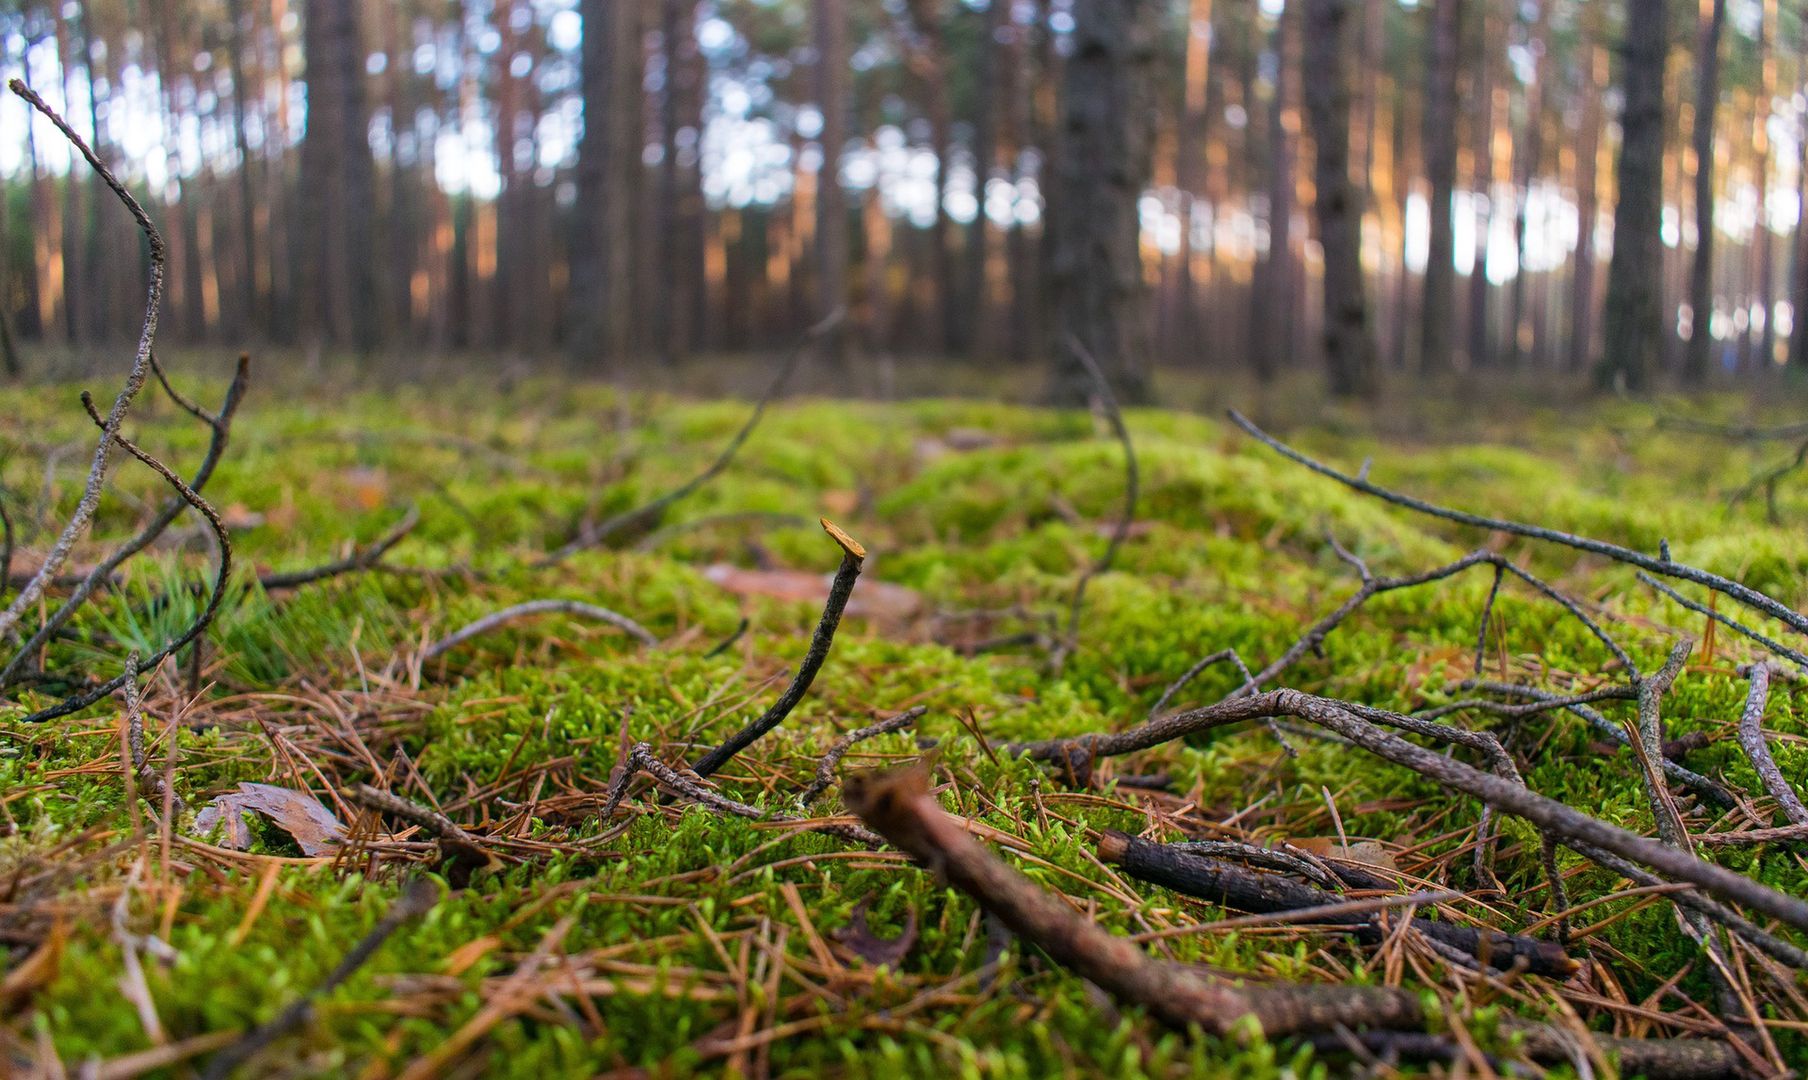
[841, 766, 1742, 1076]
[607, 742, 880, 846]
[0, 80, 165, 643]
[1230, 409, 1808, 641]
[1010, 688, 1808, 933]
[200, 878, 439, 1080]
[258, 505, 420, 591]
[1735, 663, 1808, 826]
[799, 707, 925, 806]
[422, 598, 658, 660]
[1639, 572, 1808, 670]
[2, 356, 248, 690]
[539, 309, 843, 567]
[16, 399, 234, 724]
[690, 519, 866, 779]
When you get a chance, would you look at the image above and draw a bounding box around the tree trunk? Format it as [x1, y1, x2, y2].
[814, 0, 850, 367]
[1047, 0, 1158, 406]
[1420, 0, 1461, 374]
[1506, 0, 1550, 368]
[1465, 0, 1495, 369]
[1682, 0, 1726, 385]
[1599, 0, 1671, 390]
[1302, 0, 1378, 397]
[1251, 1, 1298, 382]
[298, 0, 377, 350]
[1568, 5, 1607, 374]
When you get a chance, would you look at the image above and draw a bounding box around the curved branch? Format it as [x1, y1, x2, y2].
[422, 597, 658, 660]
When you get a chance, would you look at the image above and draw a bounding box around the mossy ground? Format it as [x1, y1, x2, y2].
[3, 360, 1807, 1077]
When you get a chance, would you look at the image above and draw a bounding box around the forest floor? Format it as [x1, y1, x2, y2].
[3, 364, 1808, 1077]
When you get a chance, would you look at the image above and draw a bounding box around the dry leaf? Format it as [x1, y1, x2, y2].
[195, 782, 346, 856]
[832, 896, 917, 967]
[0, 920, 64, 1013]
[1291, 837, 1400, 874]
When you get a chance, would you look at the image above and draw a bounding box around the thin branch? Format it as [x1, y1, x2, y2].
[799, 707, 925, 806]
[690, 519, 866, 779]
[1010, 688, 1808, 933]
[2, 356, 248, 690]
[0, 80, 165, 642]
[1638, 572, 1808, 670]
[841, 766, 1743, 1076]
[1229, 409, 1808, 641]
[539, 309, 843, 567]
[1735, 663, 1808, 826]
[16, 401, 233, 724]
[258, 505, 420, 591]
[608, 742, 880, 846]
[422, 598, 657, 660]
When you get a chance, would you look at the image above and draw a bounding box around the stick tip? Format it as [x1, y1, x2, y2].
[7, 78, 25, 97]
[820, 517, 866, 559]
[1096, 829, 1130, 864]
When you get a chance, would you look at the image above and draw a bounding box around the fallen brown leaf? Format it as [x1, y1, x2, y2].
[195, 783, 346, 856]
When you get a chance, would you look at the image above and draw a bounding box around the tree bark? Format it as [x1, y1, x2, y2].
[1505, 0, 1550, 368]
[1302, 0, 1378, 398]
[1047, 0, 1159, 406]
[1568, 4, 1607, 374]
[1419, 0, 1462, 374]
[1682, 0, 1726, 385]
[1599, 0, 1671, 390]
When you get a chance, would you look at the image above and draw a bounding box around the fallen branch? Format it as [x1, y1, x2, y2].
[690, 519, 865, 779]
[539, 309, 843, 567]
[345, 783, 501, 879]
[1098, 831, 1577, 977]
[1735, 663, 1808, 826]
[841, 766, 1742, 1076]
[1230, 410, 1808, 642]
[1011, 688, 1808, 933]
[200, 878, 438, 1080]
[799, 707, 925, 806]
[258, 505, 420, 591]
[422, 598, 658, 660]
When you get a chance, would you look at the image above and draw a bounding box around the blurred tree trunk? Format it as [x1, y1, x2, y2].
[1753, 0, 1777, 368]
[962, 0, 1004, 357]
[814, 0, 849, 367]
[1599, 0, 1670, 390]
[1419, 0, 1461, 374]
[225, 0, 265, 338]
[900, 0, 956, 355]
[1047, 0, 1157, 406]
[1302, 0, 1377, 397]
[298, 0, 376, 350]
[1250, 1, 1298, 382]
[1568, 5, 1607, 374]
[1175, 0, 1214, 356]
[1464, 0, 1496, 369]
[1682, 0, 1725, 385]
[1506, 0, 1550, 368]
[655, 0, 695, 365]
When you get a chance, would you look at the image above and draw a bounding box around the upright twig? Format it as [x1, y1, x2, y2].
[690, 519, 866, 779]
[1, 356, 248, 690]
[0, 80, 165, 643]
[17, 400, 233, 724]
